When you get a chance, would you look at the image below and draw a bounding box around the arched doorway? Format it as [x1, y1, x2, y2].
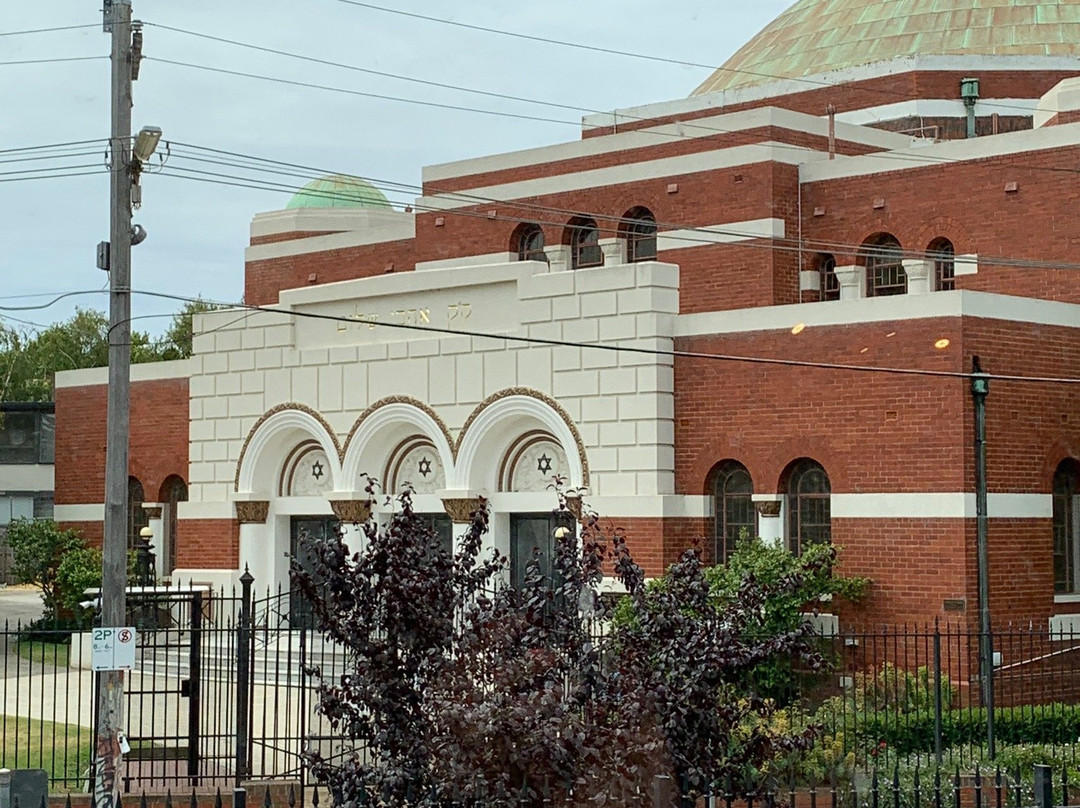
[159, 475, 188, 576]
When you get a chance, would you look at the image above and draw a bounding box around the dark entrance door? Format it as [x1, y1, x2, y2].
[290, 517, 337, 629]
[418, 512, 454, 556]
[509, 513, 573, 591]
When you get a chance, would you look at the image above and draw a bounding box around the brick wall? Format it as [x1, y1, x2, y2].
[674, 317, 967, 496]
[586, 69, 1079, 137]
[55, 376, 190, 533]
[670, 314, 1080, 626]
[176, 518, 239, 570]
[245, 238, 416, 305]
[425, 125, 879, 196]
[802, 144, 1080, 304]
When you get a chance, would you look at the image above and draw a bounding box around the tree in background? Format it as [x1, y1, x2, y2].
[0, 299, 221, 402]
[151, 298, 221, 362]
[6, 518, 84, 621]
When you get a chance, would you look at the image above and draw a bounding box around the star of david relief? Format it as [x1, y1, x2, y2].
[311, 461, 324, 480]
[418, 457, 433, 477]
[537, 454, 553, 474]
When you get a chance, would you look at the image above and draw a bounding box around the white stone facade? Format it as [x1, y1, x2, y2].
[178, 258, 683, 588]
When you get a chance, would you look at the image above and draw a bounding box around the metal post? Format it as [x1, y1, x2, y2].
[235, 569, 254, 785]
[972, 356, 995, 759]
[187, 591, 203, 785]
[827, 104, 837, 160]
[1034, 765, 1053, 808]
[933, 626, 943, 767]
[95, 3, 134, 806]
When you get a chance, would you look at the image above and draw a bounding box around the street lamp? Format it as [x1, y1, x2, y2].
[132, 125, 162, 163]
[137, 526, 155, 587]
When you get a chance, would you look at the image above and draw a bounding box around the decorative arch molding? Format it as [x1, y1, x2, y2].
[234, 403, 342, 494]
[453, 388, 590, 492]
[341, 396, 455, 491]
[685, 437, 769, 497]
[909, 215, 976, 259]
[762, 437, 843, 494]
[1042, 442, 1080, 490]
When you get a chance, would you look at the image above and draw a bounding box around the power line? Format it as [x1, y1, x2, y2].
[131, 288, 1080, 387]
[0, 56, 107, 67]
[0, 23, 99, 37]
[0, 291, 113, 312]
[147, 22, 599, 117]
[327, 0, 1053, 118]
[151, 46, 1080, 180]
[0, 139, 107, 155]
[142, 23, 843, 148]
[149, 58, 585, 127]
[330, 1, 786, 79]
[140, 42, 1079, 182]
[0, 169, 106, 183]
[0, 162, 104, 177]
[0, 149, 105, 166]
[166, 142, 1080, 271]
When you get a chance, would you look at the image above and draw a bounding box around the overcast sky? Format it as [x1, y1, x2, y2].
[1, 1, 789, 336]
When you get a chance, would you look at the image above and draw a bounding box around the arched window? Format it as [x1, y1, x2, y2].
[624, 207, 657, 263]
[127, 476, 148, 551]
[713, 462, 755, 564]
[818, 253, 840, 301]
[568, 217, 602, 269]
[1053, 459, 1080, 594]
[786, 459, 831, 555]
[863, 234, 906, 297]
[515, 223, 546, 262]
[161, 475, 188, 575]
[929, 238, 955, 292]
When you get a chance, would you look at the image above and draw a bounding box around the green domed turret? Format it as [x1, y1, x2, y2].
[286, 174, 392, 210]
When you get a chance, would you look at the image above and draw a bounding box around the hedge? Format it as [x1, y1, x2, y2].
[858, 704, 1080, 755]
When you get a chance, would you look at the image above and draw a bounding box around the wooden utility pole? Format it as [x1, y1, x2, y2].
[95, 2, 134, 806]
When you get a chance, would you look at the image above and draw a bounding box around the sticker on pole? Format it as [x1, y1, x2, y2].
[91, 627, 137, 671]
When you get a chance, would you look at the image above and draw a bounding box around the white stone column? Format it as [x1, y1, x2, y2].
[599, 237, 626, 266]
[753, 495, 784, 548]
[904, 258, 933, 295]
[544, 245, 570, 272]
[238, 521, 274, 593]
[799, 270, 822, 293]
[834, 265, 865, 300]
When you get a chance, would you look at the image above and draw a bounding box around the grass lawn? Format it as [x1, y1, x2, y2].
[0, 715, 91, 790]
[15, 639, 71, 668]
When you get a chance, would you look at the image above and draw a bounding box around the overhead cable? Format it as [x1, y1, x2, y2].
[130, 288, 1080, 387]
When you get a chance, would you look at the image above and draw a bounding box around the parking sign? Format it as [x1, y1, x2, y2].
[91, 627, 137, 671]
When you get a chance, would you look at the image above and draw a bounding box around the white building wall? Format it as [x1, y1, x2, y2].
[180, 258, 680, 579]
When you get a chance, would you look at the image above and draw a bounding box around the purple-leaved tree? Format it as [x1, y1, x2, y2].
[292, 490, 822, 808]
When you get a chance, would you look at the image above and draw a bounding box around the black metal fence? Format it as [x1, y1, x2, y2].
[5, 581, 1080, 800]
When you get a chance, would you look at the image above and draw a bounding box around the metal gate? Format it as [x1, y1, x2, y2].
[118, 587, 244, 792]
[246, 575, 352, 788]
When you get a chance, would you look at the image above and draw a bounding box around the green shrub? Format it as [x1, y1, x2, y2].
[859, 704, 1080, 756]
[7, 518, 84, 620]
[56, 546, 103, 615]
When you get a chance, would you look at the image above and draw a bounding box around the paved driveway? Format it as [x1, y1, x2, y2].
[0, 585, 44, 625]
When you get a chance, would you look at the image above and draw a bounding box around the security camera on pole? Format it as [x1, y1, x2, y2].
[95, 3, 162, 806]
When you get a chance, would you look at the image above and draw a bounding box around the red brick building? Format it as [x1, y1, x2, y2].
[55, 0, 1080, 631]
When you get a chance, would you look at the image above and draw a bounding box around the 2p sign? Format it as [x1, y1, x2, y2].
[91, 627, 137, 671]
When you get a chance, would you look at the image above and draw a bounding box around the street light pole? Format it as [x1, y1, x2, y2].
[95, 3, 134, 806]
[972, 355, 995, 759]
